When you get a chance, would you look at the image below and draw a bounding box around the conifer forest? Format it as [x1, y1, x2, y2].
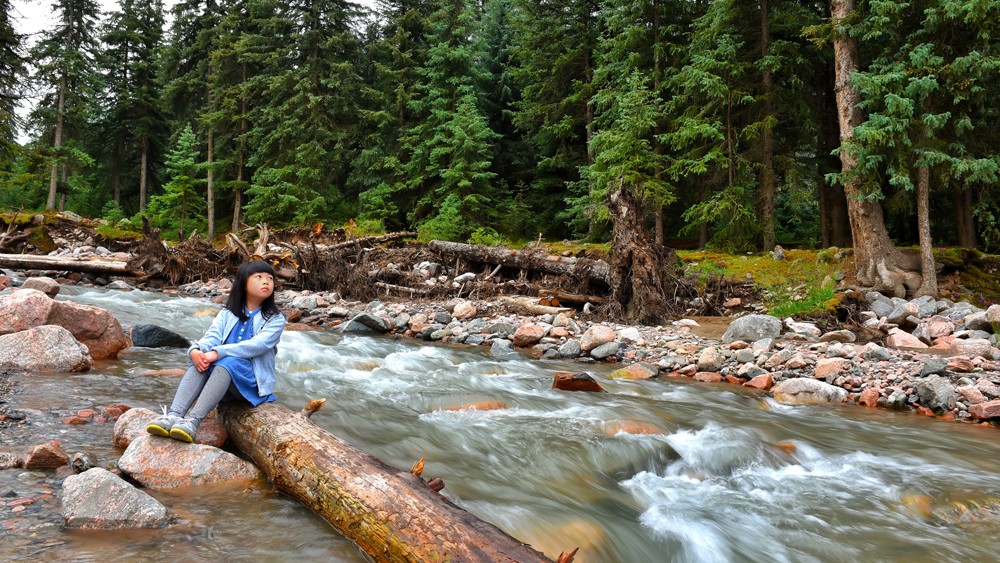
[0, 0, 998, 276]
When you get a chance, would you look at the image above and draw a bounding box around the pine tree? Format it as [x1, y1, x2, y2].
[510, 0, 600, 238]
[148, 123, 204, 237]
[97, 0, 166, 214]
[0, 0, 24, 167]
[28, 0, 102, 210]
[395, 0, 498, 241]
[352, 0, 437, 231]
[243, 0, 364, 227]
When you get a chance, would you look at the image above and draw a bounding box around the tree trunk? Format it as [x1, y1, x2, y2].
[47, 74, 67, 211]
[428, 240, 610, 285]
[112, 134, 122, 206]
[819, 71, 852, 248]
[140, 137, 149, 211]
[955, 186, 977, 248]
[207, 128, 215, 240]
[0, 254, 134, 275]
[759, 0, 776, 250]
[218, 401, 553, 562]
[606, 181, 678, 323]
[830, 0, 917, 297]
[915, 165, 937, 296]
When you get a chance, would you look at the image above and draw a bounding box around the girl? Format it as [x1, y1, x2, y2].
[147, 260, 286, 442]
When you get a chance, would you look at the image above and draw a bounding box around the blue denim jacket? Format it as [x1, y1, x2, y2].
[187, 308, 286, 396]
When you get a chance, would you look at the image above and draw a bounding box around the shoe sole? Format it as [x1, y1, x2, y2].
[146, 423, 171, 437]
[169, 428, 195, 443]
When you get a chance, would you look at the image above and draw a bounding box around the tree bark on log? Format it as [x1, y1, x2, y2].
[218, 401, 554, 562]
[429, 240, 610, 286]
[0, 254, 135, 276]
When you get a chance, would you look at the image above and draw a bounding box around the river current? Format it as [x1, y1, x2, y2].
[3, 286, 1000, 562]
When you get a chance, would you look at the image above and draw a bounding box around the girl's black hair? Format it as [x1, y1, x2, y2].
[224, 260, 281, 321]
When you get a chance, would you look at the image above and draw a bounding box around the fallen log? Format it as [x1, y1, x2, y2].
[429, 240, 610, 286]
[499, 295, 575, 317]
[0, 254, 136, 276]
[219, 401, 557, 562]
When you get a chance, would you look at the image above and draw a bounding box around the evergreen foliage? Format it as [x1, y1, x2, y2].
[3, 0, 999, 253]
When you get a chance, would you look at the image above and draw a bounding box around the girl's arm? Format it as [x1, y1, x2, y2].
[211, 313, 286, 360]
[188, 310, 228, 356]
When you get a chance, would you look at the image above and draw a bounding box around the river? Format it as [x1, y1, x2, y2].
[3, 286, 1000, 562]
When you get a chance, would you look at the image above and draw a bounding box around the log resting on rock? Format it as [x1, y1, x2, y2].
[218, 401, 552, 562]
[0, 253, 135, 276]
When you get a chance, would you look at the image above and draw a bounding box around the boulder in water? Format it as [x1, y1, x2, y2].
[772, 378, 848, 403]
[127, 324, 190, 348]
[0, 325, 92, 372]
[62, 468, 170, 529]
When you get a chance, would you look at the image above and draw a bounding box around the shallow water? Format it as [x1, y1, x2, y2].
[3, 286, 1000, 562]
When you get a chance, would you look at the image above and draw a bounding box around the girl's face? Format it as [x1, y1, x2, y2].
[246, 272, 274, 304]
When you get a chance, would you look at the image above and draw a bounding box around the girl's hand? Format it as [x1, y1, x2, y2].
[190, 349, 218, 372]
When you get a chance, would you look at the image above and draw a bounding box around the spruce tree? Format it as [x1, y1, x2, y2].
[148, 123, 204, 237]
[395, 0, 498, 241]
[29, 0, 102, 210]
[0, 0, 24, 167]
[243, 0, 364, 226]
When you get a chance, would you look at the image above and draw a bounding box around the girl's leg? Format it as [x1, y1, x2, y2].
[185, 365, 234, 424]
[168, 365, 211, 416]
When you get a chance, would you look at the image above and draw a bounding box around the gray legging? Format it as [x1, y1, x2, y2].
[168, 365, 241, 423]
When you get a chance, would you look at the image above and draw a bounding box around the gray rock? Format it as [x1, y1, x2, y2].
[71, 452, 97, 473]
[490, 339, 520, 360]
[751, 338, 775, 352]
[351, 312, 389, 332]
[772, 378, 848, 403]
[819, 330, 857, 343]
[419, 323, 445, 338]
[862, 343, 892, 362]
[21, 276, 60, 297]
[722, 315, 782, 344]
[0, 452, 22, 469]
[964, 311, 992, 332]
[128, 324, 190, 348]
[393, 313, 410, 330]
[465, 335, 485, 346]
[919, 357, 948, 377]
[735, 349, 756, 363]
[542, 348, 560, 359]
[870, 299, 894, 319]
[290, 295, 318, 310]
[558, 339, 581, 358]
[464, 318, 488, 334]
[433, 311, 453, 324]
[485, 322, 517, 337]
[887, 303, 919, 325]
[590, 341, 621, 359]
[913, 295, 938, 318]
[106, 280, 132, 290]
[619, 327, 642, 344]
[429, 328, 452, 341]
[62, 468, 170, 529]
[886, 389, 908, 409]
[771, 245, 785, 260]
[914, 374, 957, 412]
[453, 272, 476, 284]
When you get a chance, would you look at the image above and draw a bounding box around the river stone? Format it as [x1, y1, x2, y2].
[21, 276, 60, 297]
[490, 339, 519, 360]
[819, 330, 856, 343]
[722, 315, 781, 344]
[580, 325, 617, 353]
[590, 341, 621, 360]
[47, 299, 132, 359]
[552, 372, 604, 392]
[0, 288, 54, 335]
[913, 295, 938, 318]
[919, 358, 948, 377]
[62, 468, 170, 529]
[619, 327, 643, 344]
[114, 407, 228, 449]
[127, 324, 190, 348]
[771, 378, 848, 404]
[118, 435, 262, 489]
[885, 328, 927, 349]
[290, 295, 319, 310]
[513, 323, 548, 347]
[697, 347, 724, 372]
[914, 374, 957, 413]
[0, 325, 92, 372]
[24, 439, 69, 469]
[970, 400, 1000, 420]
[949, 338, 993, 358]
[557, 339, 581, 358]
[485, 321, 517, 338]
[862, 343, 892, 361]
[963, 311, 992, 332]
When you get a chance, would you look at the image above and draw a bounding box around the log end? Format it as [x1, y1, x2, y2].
[411, 457, 425, 478]
[557, 547, 580, 563]
[301, 398, 326, 418]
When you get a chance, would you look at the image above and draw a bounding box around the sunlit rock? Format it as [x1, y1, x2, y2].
[118, 435, 261, 489]
[62, 468, 170, 529]
[0, 325, 92, 372]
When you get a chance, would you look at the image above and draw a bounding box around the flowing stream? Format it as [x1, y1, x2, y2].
[4, 286, 1000, 562]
